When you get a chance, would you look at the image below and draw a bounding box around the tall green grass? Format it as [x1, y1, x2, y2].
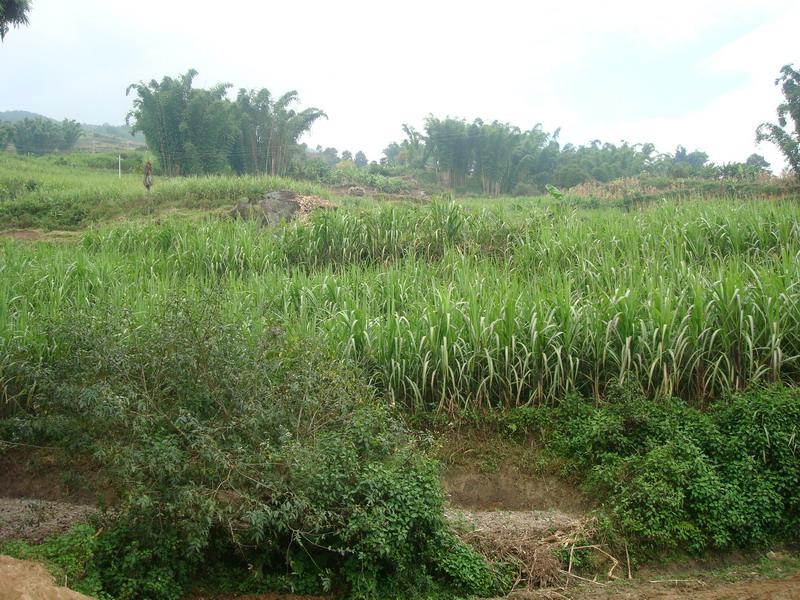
[2, 198, 800, 413]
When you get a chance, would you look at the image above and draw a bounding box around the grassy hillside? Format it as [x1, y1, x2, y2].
[1, 155, 798, 598]
[0, 153, 329, 229]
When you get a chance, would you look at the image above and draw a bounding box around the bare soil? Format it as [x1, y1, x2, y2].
[0, 555, 91, 599]
[517, 573, 800, 599]
[0, 447, 111, 505]
[0, 229, 79, 242]
[0, 498, 98, 544]
[443, 466, 588, 513]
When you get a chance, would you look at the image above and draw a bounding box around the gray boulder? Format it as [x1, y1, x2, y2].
[230, 191, 336, 225]
[230, 191, 301, 226]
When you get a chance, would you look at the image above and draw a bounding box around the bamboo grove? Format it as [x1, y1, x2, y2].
[2, 199, 800, 415]
[381, 118, 771, 196]
[125, 69, 325, 177]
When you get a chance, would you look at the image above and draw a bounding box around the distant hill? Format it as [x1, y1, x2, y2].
[0, 110, 46, 122]
[0, 110, 146, 151]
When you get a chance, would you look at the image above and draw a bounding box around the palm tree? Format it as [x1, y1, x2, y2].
[267, 91, 326, 176]
[234, 89, 325, 176]
[0, 0, 31, 40]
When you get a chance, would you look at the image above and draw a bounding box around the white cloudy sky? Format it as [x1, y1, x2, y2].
[0, 0, 797, 169]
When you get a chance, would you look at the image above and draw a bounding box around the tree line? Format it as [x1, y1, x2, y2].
[378, 118, 772, 196]
[3, 62, 796, 194]
[125, 70, 325, 177]
[0, 117, 82, 154]
[376, 63, 799, 195]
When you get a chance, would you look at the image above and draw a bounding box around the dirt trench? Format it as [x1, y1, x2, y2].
[1, 446, 799, 599]
[440, 459, 800, 599]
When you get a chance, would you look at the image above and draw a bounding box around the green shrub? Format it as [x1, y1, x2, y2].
[3, 296, 504, 599]
[539, 385, 800, 552]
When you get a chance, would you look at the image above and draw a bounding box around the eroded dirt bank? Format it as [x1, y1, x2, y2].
[0, 555, 92, 600]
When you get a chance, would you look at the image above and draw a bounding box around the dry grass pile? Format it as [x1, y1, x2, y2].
[446, 508, 629, 596]
[446, 509, 594, 588]
[294, 194, 336, 220]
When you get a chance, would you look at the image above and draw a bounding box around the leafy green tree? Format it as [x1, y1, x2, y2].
[11, 118, 59, 154]
[126, 70, 199, 176]
[552, 163, 590, 188]
[354, 150, 368, 168]
[384, 112, 729, 192]
[224, 86, 327, 176]
[231, 87, 273, 175]
[0, 122, 11, 148]
[128, 71, 321, 176]
[10, 117, 81, 154]
[341, 150, 353, 161]
[382, 142, 401, 165]
[0, 0, 31, 40]
[718, 154, 771, 180]
[265, 91, 326, 176]
[182, 84, 238, 174]
[470, 120, 523, 195]
[745, 153, 770, 171]
[320, 147, 339, 167]
[757, 64, 800, 175]
[58, 119, 83, 151]
[399, 124, 428, 168]
[425, 117, 471, 187]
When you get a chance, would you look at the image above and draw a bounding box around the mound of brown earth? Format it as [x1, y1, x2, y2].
[0, 556, 91, 600]
[230, 191, 335, 225]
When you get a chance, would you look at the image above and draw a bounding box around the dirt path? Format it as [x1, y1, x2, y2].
[520, 573, 800, 599]
[0, 229, 79, 242]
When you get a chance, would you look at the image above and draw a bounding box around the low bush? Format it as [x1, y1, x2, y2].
[2, 296, 506, 599]
[517, 385, 800, 552]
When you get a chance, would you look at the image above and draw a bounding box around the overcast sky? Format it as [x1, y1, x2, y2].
[1, 0, 797, 170]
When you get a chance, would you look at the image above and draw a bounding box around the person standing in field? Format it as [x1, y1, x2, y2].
[143, 160, 153, 193]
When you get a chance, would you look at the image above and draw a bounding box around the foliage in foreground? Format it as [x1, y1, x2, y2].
[1, 298, 505, 599]
[510, 385, 800, 553]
